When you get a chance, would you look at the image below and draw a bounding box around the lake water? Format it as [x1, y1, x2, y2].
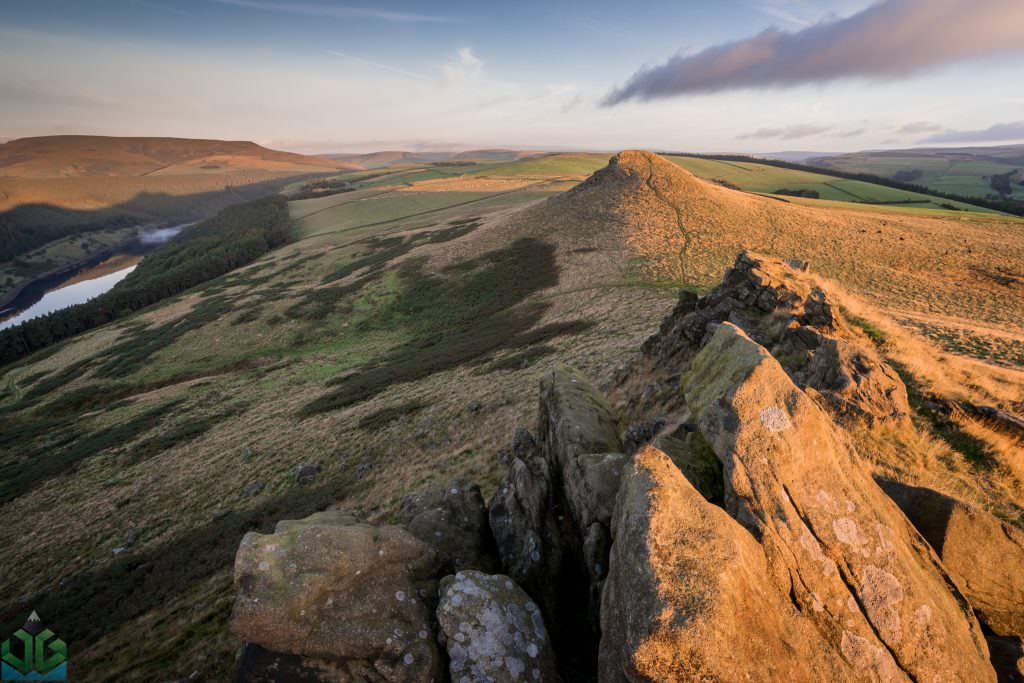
[0, 223, 190, 331]
[0, 264, 138, 331]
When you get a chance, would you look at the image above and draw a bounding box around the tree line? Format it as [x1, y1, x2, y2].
[0, 196, 293, 366]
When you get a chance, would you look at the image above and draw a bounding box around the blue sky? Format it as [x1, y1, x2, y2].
[1, 0, 1023, 153]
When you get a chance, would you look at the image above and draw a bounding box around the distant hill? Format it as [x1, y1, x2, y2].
[320, 148, 544, 169]
[759, 150, 841, 163]
[808, 144, 1024, 200]
[0, 135, 348, 178]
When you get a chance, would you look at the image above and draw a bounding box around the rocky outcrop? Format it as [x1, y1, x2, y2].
[600, 445, 854, 682]
[684, 323, 994, 682]
[400, 478, 497, 576]
[616, 252, 910, 427]
[229, 246, 1013, 683]
[436, 570, 559, 683]
[879, 479, 1024, 638]
[231, 511, 442, 682]
[488, 428, 576, 627]
[536, 368, 625, 627]
[489, 369, 626, 674]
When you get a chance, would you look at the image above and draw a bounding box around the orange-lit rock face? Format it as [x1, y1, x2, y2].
[682, 323, 995, 682]
[601, 445, 853, 682]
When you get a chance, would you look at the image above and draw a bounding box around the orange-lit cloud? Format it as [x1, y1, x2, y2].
[603, 0, 1024, 105]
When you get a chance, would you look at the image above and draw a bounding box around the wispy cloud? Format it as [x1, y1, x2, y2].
[212, 0, 454, 23]
[897, 121, 943, 135]
[323, 50, 427, 81]
[923, 120, 1024, 144]
[754, 2, 810, 27]
[603, 0, 1024, 105]
[837, 128, 865, 138]
[738, 123, 832, 140]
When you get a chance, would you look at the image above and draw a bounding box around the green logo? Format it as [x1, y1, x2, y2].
[1, 612, 67, 681]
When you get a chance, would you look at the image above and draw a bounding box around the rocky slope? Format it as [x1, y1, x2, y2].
[228, 253, 1023, 682]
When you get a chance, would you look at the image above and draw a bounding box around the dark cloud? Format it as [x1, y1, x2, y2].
[897, 121, 943, 135]
[923, 121, 1024, 143]
[837, 128, 866, 138]
[603, 0, 1024, 106]
[738, 123, 832, 140]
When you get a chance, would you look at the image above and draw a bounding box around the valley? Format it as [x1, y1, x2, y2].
[1, 149, 1022, 680]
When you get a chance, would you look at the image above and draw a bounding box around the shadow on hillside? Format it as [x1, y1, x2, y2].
[0, 475, 361, 651]
[299, 236, 594, 415]
[0, 174, 323, 270]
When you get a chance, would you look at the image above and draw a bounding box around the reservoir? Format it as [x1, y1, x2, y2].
[0, 223, 191, 331]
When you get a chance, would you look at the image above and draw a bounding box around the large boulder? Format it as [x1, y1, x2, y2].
[878, 479, 1024, 638]
[400, 478, 497, 576]
[436, 570, 560, 683]
[600, 446, 854, 682]
[615, 252, 910, 426]
[683, 323, 994, 682]
[231, 510, 442, 682]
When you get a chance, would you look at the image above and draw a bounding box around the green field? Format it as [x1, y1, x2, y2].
[468, 153, 610, 177]
[665, 155, 996, 213]
[811, 151, 1024, 200]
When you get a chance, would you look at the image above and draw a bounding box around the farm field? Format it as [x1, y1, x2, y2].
[665, 155, 996, 212]
[810, 147, 1024, 200]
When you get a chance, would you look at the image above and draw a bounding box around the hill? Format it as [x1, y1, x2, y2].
[0, 151, 1021, 680]
[809, 144, 1024, 200]
[0, 135, 345, 178]
[320, 148, 545, 169]
[664, 154, 997, 213]
[0, 137, 346, 300]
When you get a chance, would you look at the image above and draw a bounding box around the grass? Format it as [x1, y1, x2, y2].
[357, 399, 428, 430]
[665, 155, 996, 213]
[470, 153, 610, 177]
[812, 152, 1024, 200]
[0, 399, 181, 503]
[299, 238, 593, 414]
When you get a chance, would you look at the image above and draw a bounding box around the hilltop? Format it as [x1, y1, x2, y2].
[0, 150, 1021, 680]
[0, 135, 345, 178]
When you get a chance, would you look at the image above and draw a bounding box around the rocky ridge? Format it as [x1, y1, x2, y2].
[229, 254, 1022, 682]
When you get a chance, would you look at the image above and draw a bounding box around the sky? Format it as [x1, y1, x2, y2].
[1, 0, 1023, 154]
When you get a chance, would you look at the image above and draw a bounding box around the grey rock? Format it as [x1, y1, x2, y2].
[243, 482, 265, 497]
[295, 463, 319, 484]
[400, 478, 497, 575]
[436, 570, 560, 683]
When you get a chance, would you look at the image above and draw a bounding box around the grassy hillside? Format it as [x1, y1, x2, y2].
[1, 151, 1022, 681]
[0, 135, 343, 178]
[665, 155, 994, 213]
[809, 145, 1024, 200]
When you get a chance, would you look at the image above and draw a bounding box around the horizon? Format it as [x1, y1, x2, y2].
[2, 0, 1023, 154]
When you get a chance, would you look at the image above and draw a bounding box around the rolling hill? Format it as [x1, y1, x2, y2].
[320, 148, 546, 169]
[808, 144, 1024, 200]
[665, 154, 997, 213]
[0, 151, 1021, 680]
[0, 135, 346, 178]
[0, 137, 349, 300]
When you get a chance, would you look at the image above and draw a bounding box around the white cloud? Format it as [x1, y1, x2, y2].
[439, 48, 483, 86]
